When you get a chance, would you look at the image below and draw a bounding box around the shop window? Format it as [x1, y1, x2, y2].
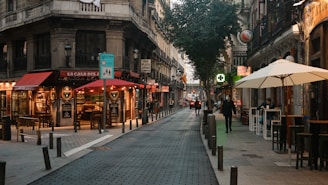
[35, 33, 51, 69]
[12, 91, 28, 116]
[13, 40, 27, 71]
[75, 30, 106, 68]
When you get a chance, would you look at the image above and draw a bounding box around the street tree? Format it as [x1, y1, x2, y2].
[163, 0, 240, 110]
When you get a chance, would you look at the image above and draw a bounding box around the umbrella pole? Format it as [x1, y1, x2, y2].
[281, 78, 292, 165]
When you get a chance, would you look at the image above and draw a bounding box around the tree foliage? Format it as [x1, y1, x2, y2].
[163, 0, 240, 108]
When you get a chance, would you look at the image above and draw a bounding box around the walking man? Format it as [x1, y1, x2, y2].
[221, 95, 236, 133]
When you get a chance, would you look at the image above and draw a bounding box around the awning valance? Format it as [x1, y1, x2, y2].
[13, 72, 53, 90]
[74, 79, 136, 91]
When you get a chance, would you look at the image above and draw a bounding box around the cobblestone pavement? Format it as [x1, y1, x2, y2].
[28, 109, 218, 185]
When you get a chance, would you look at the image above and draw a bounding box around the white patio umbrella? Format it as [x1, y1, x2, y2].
[235, 58, 328, 164]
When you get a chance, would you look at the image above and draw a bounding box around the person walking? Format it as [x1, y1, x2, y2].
[222, 95, 236, 133]
[195, 98, 201, 116]
[169, 98, 174, 113]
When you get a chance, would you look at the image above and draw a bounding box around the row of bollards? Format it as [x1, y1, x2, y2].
[203, 112, 238, 185]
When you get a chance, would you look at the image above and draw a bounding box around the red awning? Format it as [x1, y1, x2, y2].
[13, 72, 53, 90]
[75, 79, 136, 91]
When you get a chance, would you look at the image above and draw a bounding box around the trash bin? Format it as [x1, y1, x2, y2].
[2, 116, 11, 140]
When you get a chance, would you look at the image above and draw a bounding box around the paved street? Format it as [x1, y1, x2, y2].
[28, 109, 218, 185]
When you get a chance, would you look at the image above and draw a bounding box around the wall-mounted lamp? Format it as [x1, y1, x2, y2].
[64, 39, 72, 68]
[133, 49, 139, 72]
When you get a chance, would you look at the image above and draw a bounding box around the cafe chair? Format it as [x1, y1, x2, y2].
[271, 120, 282, 150]
[319, 134, 328, 171]
[296, 132, 313, 170]
[289, 125, 304, 152]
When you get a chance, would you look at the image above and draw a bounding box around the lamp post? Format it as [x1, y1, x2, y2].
[64, 40, 72, 68]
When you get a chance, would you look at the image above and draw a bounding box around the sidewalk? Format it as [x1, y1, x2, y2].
[202, 111, 328, 185]
[0, 111, 171, 185]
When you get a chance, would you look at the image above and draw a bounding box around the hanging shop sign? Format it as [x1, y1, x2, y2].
[62, 86, 73, 102]
[239, 29, 253, 43]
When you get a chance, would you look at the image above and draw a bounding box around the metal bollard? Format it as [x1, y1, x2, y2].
[130, 119, 132, 130]
[37, 130, 41, 145]
[98, 118, 102, 134]
[122, 122, 125, 133]
[212, 136, 216, 156]
[218, 145, 223, 171]
[205, 125, 209, 139]
[230, 166, 238, 185]
[74, 122, 78, 133]
[42, 147, 51, 170]
[20, 129, 24, 142]
[0, 161, 5, 185]
[49, 133, 53, 149]
[151, 114, 153, 122]
[136, 118, 138, 127]
[57, 137, 62, 157]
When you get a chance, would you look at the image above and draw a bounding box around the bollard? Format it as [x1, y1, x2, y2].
[74, 122, 78, 133]
[208, 114, 216, 150]
[98, 118, 102, 134]
[57, 137, 62, 157]
[42, 147, 51, 170]
[212, 136, 216, 156]
[37, 130, 41, 145]
[49, 133, 53, 149]
[20, 129, 24, 142]
[130, 119, 132, 130]
[51, 121, 54, 132]
[122, 122, 125, 133]
[218, 146, 223, 171]
[0, 161, 5, 185]
[230, 166, 238, 185]
[151, 114, 153, 122]
[205, 125, 209, 140]
[136, 118, 138, 127]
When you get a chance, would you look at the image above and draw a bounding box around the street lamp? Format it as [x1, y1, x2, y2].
[64, 40, 72, 68]
[133, 49, 139, 72]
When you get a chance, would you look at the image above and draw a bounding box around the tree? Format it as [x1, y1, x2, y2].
[163, 0, 240, 110]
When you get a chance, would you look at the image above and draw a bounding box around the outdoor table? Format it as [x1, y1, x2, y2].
[309, 120, 328, 169]
[37, 113, 52, 127]
[279, 115, 305, 152]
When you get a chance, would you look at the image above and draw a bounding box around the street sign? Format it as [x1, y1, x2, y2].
[216, 74, 225, 82]
[99, 53, 114, 80]
[141, 59, 151, 73]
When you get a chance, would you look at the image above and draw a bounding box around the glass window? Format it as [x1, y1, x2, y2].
[76, 30, 106, 68]
[35, 33, 51, 69]
[13, 40, 27, 71]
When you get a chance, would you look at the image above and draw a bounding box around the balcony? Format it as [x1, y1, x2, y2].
[0, 1, 155, 42]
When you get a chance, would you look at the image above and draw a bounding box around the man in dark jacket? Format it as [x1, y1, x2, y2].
[222, 95, 236, 133]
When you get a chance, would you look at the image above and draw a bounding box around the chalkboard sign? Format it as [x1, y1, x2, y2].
[62, 103, 72, 118]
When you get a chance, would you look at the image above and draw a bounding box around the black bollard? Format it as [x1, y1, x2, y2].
[20, 129, 24, 142]
[51, 121, 54, 132]
[74, 122, 78, 133]
[130, 119, 132, 130]
[230, 166, 238, 185]
[212, 136, 216, 156]
[49, 133, 53, 149]
[122, 122, 125, 133]
[42, 147, 51, 170]
[218, 146, 223, 171]
[57, 137, 62, 157]
[136, 118, 138, 127]
[151, 114, 153, 122]
[98, 118, 102, 134]
[0, 161, 5, 185]
[37, 130, 41, 145]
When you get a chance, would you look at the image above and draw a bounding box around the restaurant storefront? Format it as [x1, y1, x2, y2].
[10, 70, 139, 127]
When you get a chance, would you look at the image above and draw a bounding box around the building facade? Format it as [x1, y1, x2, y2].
[0, 0, 185, 126]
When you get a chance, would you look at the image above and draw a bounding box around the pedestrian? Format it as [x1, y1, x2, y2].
[221, 95, 236, 133]
[137, 100, 143, 118]
[257, 98, 275, 130]
[148, 100, 154, 115]
[169, 98, 174, 113]
[195, 98, 201, 116]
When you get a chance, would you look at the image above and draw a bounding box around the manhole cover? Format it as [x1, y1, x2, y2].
[90, 146, 112, 150]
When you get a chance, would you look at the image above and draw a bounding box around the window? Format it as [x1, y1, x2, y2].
[76, 30, 106, 68]
[35, 33, 51, 69]
[7, 0, 14, 11]
[13, 40, 27, 71]
[0, 44, 7, 72]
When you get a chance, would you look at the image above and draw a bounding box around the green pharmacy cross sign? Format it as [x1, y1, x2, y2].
[99, 53, 114, 80]
[216, 73, 225, 82]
